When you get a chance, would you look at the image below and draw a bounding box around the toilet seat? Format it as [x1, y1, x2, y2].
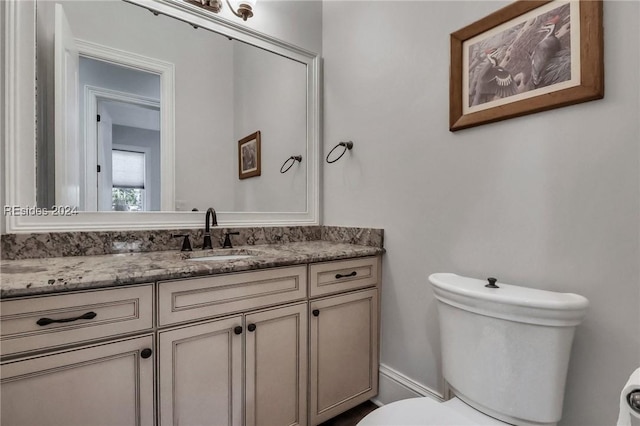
[357, 397, 509, 426]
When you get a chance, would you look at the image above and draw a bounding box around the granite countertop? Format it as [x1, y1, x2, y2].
[0, 241, 384, 298]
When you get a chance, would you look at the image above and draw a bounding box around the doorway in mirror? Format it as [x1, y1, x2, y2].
[76, 57, 162, 212]
[35, 0, 174, 212]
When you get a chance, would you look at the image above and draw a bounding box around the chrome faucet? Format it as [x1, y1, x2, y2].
[203, 208, 217, 249]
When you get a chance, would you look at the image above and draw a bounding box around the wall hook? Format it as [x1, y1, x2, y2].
[326, 141, 353, 164]
[280, 155, 302, 173]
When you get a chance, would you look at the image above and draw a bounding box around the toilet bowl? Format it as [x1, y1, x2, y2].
[358, 273, 589, 426]
[359, 396, 507, 425]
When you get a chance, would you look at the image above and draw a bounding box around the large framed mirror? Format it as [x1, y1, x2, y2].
[3, 0, 319, 233]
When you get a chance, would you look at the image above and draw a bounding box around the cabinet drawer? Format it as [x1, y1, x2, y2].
[158, 266, 307, 326]
[309, 257, 379, 298]
[0, 284, 154, 357]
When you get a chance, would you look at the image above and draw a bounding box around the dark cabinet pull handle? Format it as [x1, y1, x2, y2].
[335, 271, 357, 279]
[234, 326, 243, 335]
[172, 234, 192, 252]
[247, 324, 256, 332]
[312, 309, 320, 317]
[140, 348, 153, 359]
[36, 311, 97, 326]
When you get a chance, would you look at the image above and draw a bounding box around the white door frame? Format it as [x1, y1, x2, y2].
[54, 4, 81, 210]
[85, 86, 161, 211]
[76, 38, 175, 211]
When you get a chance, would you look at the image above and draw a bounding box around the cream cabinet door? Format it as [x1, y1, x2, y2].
[245, 303, 307, 426]
[309, 288, 379, 426]
[0, 335, 154, 426]
[158, 316, 243, 426]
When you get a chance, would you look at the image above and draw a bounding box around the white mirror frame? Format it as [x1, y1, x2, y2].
[3, 0, 320, 233]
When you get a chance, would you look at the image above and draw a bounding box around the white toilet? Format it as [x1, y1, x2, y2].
[359, 273, 589, 426]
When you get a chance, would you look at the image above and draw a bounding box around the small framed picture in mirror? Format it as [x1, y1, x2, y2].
[238, 131, 261, 179]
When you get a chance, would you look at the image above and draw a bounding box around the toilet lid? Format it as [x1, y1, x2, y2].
[357, 397, 509, 426]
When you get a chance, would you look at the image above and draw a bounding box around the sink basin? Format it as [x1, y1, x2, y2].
[188, 254, 254, 262]
[181, 249, 259, 262]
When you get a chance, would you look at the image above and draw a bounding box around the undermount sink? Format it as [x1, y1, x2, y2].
[188, 254, 254, 262]
[182, 249, 259, 262]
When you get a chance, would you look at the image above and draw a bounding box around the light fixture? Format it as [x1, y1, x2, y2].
[186, 0, 255, 21]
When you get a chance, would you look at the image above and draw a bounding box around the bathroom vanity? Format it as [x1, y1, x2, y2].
[0, 240, 382, 426]
[1, 0, 375, 422]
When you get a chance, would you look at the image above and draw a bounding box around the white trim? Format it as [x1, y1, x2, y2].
[4, 0, 37, 233]
[371, 363, 444, 407]
[53, 4, 81, 211]
[2, 0, 320, 233]
[148, 0, 318, 61]
[86, 86, 160, 108]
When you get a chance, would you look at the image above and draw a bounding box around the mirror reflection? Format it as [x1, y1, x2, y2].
[36, 0, 308, 213]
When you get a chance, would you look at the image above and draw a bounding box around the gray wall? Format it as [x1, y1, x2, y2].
[233, 42, 307, 212]
[79, 57, 160, 99]
[232, 0, 322, 54]
[322, 1, 639, 425]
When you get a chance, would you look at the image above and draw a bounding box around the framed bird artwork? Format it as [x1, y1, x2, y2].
[449, 0, 603, 132]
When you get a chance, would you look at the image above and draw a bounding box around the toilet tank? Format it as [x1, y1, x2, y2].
[429, 273, 588, 426]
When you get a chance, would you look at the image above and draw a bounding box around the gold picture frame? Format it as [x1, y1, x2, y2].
[449, 0, 603, 132]
[238, 131, 261, 179]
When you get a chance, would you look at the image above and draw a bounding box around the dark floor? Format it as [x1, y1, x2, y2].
[319, 401, 379, 426]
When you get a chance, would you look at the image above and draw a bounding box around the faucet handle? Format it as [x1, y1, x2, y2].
[172, 234, 193, 252]
[203, 233, 213, 250]
[222, 231, 240, 249]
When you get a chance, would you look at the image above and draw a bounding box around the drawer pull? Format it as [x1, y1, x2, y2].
[335, 271, 357, 279]
[36, 311, 98, 326]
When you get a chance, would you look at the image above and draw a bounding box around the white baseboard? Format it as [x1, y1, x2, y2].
[371, 363, 445, 407]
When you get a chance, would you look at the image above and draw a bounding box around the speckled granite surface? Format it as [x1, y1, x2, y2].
[0, 226, 385, 260]
[0, 241, 384, 298]
[321, 226, 384, 247]
[0, 226, 327, 260]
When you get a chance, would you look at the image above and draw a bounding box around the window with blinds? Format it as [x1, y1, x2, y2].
[112, 150, 145, 189]
[112, 149, 145, 211]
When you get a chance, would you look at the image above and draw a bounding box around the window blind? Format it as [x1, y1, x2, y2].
[112, 150, 145, 189]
